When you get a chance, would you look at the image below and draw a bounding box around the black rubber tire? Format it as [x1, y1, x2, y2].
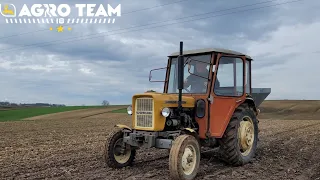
[104, 129, 136, 168]
[169, 135, 201, 180]
[218, 103, 258, 166]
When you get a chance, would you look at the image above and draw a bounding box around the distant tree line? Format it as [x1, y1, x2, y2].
[0, 101, 66, 107]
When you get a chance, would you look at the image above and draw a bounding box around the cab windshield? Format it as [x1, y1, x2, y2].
[167, 54, 211, 94]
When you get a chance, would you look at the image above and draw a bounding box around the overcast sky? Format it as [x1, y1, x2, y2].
[0, 0, 319, 105]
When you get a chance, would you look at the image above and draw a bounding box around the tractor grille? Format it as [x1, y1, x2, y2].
[135, 98, 153, 128]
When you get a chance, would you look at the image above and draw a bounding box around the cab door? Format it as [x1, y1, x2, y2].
[208, 54, 246, 138]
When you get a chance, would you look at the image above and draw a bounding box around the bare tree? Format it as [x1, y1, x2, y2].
[102, 100, 110, 106]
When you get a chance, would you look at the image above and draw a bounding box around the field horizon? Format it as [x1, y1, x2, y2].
[2, 100, 320, 122]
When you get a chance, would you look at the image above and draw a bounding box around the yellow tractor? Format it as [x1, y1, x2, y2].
[104, 42, 271, 180]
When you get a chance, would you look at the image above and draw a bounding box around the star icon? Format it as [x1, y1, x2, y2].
[68, 27, 72, 31]
[49, 27, 53, 31]
[57, 25, 64, 32]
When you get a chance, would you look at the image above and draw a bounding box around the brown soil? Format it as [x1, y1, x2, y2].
[0, 101, 319, 180]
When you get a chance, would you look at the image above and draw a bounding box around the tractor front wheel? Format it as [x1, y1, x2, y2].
[104, 129, 136, 168]
[169, 135, 201, 180]
[218, 103, 258, 166]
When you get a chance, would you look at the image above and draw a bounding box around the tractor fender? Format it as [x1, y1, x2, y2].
[115, 124, 132, 131]
[243, 97, 260, 116]
[183, 128, 195, 133]
[181, 128, 200, 144]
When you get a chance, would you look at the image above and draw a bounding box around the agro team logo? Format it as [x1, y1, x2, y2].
[1, 4, 16, 17]
[0, 3, 121, 31]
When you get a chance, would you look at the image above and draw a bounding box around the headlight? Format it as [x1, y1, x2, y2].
[161, 107, 170, 117]
[127, 105, 132, 115]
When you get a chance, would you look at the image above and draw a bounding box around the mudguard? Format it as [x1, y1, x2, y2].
[244, 96, 259, 115]
[115, 124, 132, 131]
[183, 128, 195, 133]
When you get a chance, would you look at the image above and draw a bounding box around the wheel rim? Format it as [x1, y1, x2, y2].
[113, 138, 131, 164]
[181, 144, 197, 175]
[238, 116, 255, 156]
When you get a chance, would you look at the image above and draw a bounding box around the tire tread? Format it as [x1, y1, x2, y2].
[104, 129, 136, 168]
[218, 103, 258, 166]
[169, 135, 200, 180]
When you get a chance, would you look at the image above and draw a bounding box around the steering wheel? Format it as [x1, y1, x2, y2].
[184, 87, 190, 93]
[183, 79, 208, 93]
[183, 78, 196, 93]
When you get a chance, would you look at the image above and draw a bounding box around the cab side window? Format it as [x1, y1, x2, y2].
[213, 56, 244, 97]
[245, 60, 251, 94]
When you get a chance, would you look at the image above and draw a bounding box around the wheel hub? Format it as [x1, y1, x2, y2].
[113, 138, 131, 163]
[238, 117, 254, 156]
[181, 145, 197, 175]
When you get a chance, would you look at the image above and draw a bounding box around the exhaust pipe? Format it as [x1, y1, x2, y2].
[177, 41, 184, 111]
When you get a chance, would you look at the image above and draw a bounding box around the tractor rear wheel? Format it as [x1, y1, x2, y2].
[104, 129, 136, 168]
[169, 135, 200, 180]
[218, 103, 258, 166]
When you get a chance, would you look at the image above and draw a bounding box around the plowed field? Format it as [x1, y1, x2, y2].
[1, 101, 319, 180]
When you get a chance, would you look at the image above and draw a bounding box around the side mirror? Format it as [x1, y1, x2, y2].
[149, 67, 168, 82]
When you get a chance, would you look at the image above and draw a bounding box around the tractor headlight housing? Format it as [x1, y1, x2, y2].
[127, 105, 132, 115]
[161, 107, 171, 117]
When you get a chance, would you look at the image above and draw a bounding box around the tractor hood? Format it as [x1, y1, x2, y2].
[132, 92, 195, 108]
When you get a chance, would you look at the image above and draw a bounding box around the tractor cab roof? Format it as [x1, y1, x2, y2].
[168, 48, 252, 60]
